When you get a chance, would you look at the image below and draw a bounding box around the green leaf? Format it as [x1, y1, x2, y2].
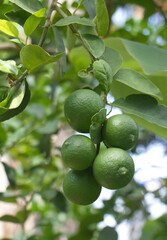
[93, 59, 112, 94]
[55, 16, 95, 27]
[83, 0, 96, 19]
[0, 19, 18, 37]
[24, 8, 46, 36]
[98, 227, 118, 240]
[0, 124, 7, 149]
[39, 134, 51, 158]
[9, 0, 43, 13]
[0, 215, 20, 223]
[113, 68, 163, 100]
[53, 191, 68, 212]
[0, 192, 18, 203]
[16, 209, 29, 223]
[101, 47, 123, 75]
[0, 4, 13, 16]
[0, 87, 9, 103]
[0, 60, 18, 74]
[112, 94, 167, 139]
[0, 81, 30, 122]
[69, 47, 91, 72]
[123, 39, 167, 75]
[90, 108, 106, 144]
[20, 45, 64, 71]
[2, 162, 16, 188]
[37, 118, 58, 134]
[82, 34, 105, 58]
[94, 0, 109, 36]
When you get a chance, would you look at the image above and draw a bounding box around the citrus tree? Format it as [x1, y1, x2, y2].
[0, 0, 167, 239]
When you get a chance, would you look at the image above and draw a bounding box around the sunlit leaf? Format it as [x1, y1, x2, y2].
[0, 19, 18, 37]
[0, 60, 18, 74]
[20, 45, 64, 71]
[0, 86, 9, 103]
[0, 81, 30, 122]
[24, 8, 46, 36]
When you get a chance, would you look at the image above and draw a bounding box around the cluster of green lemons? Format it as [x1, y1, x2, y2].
[61, 89, 139, 205]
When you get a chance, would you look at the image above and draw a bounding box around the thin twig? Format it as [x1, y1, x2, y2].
[38, 0, 56, 47]
[54, 3, 97, 61]
[15, 0, 56, 86]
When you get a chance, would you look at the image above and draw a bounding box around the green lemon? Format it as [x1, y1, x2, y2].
[93, 148, 135, 190]
[64, 89, 104, 133]
[63, 168, 102, 205]
[61, 135, 96, 170]
[102, 114, 138, 150]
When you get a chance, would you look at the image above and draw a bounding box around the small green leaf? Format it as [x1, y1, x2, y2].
[0, 86, 9, 103]
[83, 0, 96, 19]
[98, 227, 118, 240]
[91, 108, 106, 124]
[113, 68, 163, 100]
[94, 0, 109, 36]
[55, 16, 95, 27]
[9, 0, 43, 13]
[101, 47, 123, 75]
[90, 108, 106, 144]
[24, 8, 46, 36]
[16, 209, 29, 223]
[0, 81, 30, 122]
[93, 59, 112, 94]
[53, 191, 68, 212]
[20, 45, 64, 71]
[0, 215, 20, 223]
[0, 19, 18, 37]
[0, 124, 7, 149]
[82, 34, 105, 58]
[0, 60, 18, 74]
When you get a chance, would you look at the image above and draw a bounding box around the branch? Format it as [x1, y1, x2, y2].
[15, 0, 56, 86]
[38, 0, 56, 47]
[54, 3, 97, 61]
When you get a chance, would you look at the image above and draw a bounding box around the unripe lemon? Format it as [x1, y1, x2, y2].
[61, 135, 96, 170]
[63, 168, 102, 205]
[102, 114, 138, 150]
[64, 89, 104, 133]
[93, 148, 135, 189]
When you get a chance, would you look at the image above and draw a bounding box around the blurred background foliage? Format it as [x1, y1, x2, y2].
[0, 0, 167, 239]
